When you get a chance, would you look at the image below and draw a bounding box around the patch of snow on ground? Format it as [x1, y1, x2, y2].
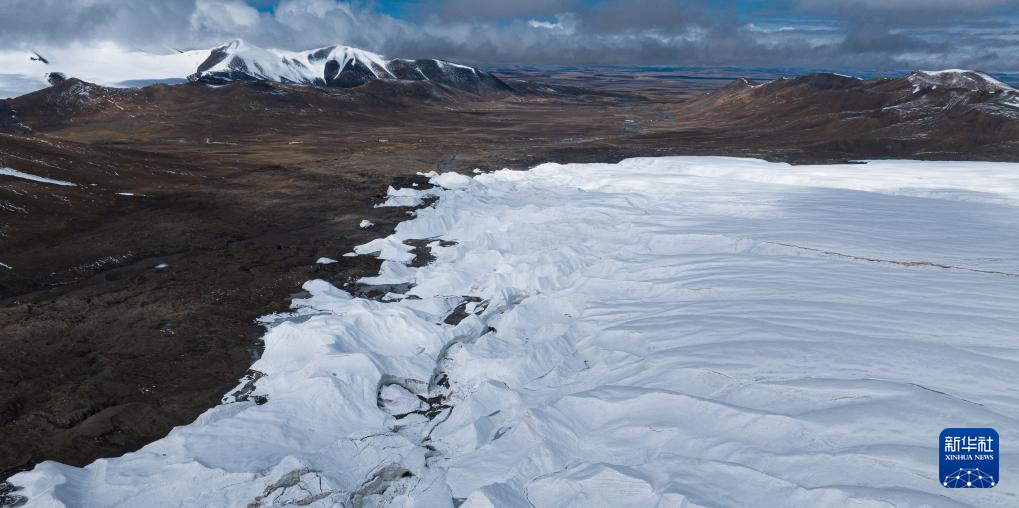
[430, 171, 472, 190]
[0, 167, 75, 187]
[9, 157, 1019, 507]
[316, 257, 338, 265]
[360, 219, 374, 229]
[377, 185, 437, 207]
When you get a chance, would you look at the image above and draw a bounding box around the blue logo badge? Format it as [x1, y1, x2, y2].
[940, 428, 998, 488]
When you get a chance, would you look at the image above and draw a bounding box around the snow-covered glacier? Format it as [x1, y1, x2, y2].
[8, 157, 1019, 507]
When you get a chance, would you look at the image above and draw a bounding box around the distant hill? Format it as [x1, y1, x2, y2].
[671, 69, 1019, 160]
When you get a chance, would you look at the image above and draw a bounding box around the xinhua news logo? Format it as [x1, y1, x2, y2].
[940, 428, 998, 488]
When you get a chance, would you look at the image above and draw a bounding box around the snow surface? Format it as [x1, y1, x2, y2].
[9, 157, 1019, 507]
[192, 39, 483, 87]
[0, 167, 75, 187]
[429, 172, 473, 190]
[911, 70, 1016, 93]
[0, 42, 207, 98]
[200, 39, 331, 84]
[377, 185, 438, 207]
[922, 69, 1011, 87]
[360, 219, 375, 229]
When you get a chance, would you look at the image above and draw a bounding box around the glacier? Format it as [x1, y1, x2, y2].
[7, 157, 1019, 507]
[0, 43, 208, 98]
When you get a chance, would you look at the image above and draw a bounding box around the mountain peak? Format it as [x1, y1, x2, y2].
[909, 69, 1014, 93]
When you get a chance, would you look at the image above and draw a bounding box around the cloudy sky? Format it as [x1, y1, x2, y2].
[2, 0, 1019, 71]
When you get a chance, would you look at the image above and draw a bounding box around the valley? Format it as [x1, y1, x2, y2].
[2, 47, 1019, 495]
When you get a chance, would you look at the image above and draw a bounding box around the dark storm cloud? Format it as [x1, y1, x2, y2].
[579, 0, 728, 33]
[416, 0, 578, 22]
[838, 24, 941, 55]
[795, 0, 1015, 14]
[0, 0, 1017, 71]
[0, 0, 199, 48]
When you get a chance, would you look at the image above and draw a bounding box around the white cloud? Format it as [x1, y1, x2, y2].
[191, 0, 261, 31]
[276, 0, 348, 18]
[745, 23, 796, 33]
[528, 19, 564, 30]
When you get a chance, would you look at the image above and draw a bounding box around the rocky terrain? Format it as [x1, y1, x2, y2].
[0, 101, 30, 135]
[2, 64, 1018, 483]
[670, 70, 1019, 160]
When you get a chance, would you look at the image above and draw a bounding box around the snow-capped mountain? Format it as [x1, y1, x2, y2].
[0, 41, 512, 99]
[908, 69, 1015, 94]
[189, 40, 512, 94]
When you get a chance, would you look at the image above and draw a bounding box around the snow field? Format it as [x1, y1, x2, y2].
[10, 157, 1019, 507]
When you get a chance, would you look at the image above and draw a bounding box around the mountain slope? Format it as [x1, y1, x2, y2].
[908, 69, 1014, 94]
[190, 40, 513, 95]
[670, 70, 1019, 160]
[686, 70, 1019, 120]
[0, 100, 31, 134]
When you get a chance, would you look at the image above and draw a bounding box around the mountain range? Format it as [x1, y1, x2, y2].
[669, 69, 1019, 160]
[0, 40, 512, 99]
[190, 40, 512, 95]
